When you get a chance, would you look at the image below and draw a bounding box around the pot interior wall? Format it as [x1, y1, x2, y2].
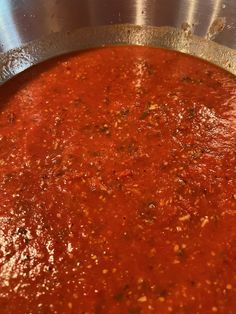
[1, 24, 236, 86]
[0, 0, 236, 84]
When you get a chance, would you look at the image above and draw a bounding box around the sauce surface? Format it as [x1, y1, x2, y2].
[0, 46, 236, 314]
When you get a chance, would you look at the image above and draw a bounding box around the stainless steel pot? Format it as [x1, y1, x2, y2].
[0, 0, 236, 85]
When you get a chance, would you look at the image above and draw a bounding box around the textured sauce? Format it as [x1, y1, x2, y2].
[0, 46, 236, 314]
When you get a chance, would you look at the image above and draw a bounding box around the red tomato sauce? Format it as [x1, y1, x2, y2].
[0, 46, 236, 314]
